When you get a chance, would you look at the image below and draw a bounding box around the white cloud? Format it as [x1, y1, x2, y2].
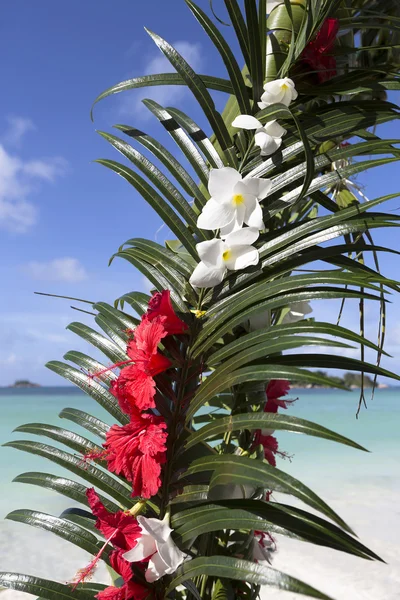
[23, 258, 88, 283]
[23, 156, 68, 181]
[0, 143, 68, 233]
[119, 40, 204, 119]
[2, 116, 36, 146]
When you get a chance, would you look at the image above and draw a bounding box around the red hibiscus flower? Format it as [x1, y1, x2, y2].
[96, 551, 150, 600]
[301, 18, 339, 83]
[111, 316, 172, 414]
[258, 434, 279, 467]
[105, 412, 168, 499]
[265, 379, 291, 413]
[86, 488, 141, 551]
[253, 432, 290, 467]
[146, 290, 188, 336]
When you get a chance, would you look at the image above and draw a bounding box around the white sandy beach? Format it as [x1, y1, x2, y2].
[1, 479, 399, 600]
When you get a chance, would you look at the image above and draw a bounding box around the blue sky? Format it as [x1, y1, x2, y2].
[0, 0, 399, 386]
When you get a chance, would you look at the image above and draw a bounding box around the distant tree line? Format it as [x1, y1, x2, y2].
[294, 371, 376, 388]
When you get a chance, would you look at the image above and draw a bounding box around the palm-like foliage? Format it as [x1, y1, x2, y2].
[2, 1, 400, 599]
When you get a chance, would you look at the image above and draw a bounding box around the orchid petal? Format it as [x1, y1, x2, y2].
[138, 515, 172, 543]
[220, 215, 242, 237]
[263, 120, 287, 138]
[157, 538, 186, 575]
[196, 239, 225, 267]
[224, 245, 259, 271]
[190, 261, 226, 288]
[225, 227, 260, 246]
[255, 130, 282, 156]
[208, 167, 241, 200]
[232, 115, 262, 130]
[123, 533, 156, 563]
[145, 551, 169, 583]
[282, 301, 313, 324]
[246, 200, 265, 230]
[261, 78, 297, 107]
[197, 198, 235, 230]
[240, 177, 272, 200]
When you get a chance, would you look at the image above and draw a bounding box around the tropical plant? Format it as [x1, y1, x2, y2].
[2, 1, 400, 599]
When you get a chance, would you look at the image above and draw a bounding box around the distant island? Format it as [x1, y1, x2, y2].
[292, 371, 389, 389]
[10, 380, 41, 388]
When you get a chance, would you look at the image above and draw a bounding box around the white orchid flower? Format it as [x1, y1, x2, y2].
[232, 115, 286, 157]
[197, 167, 271, 235]
[246, 301, 312, 332]
[247, 309, 271, 332]
[253, 532, 275, 564]
[258, 78, 298, 110]
[190, 228, 260, 288]
[123, 515, 186, 583]
[281, 301, 313, 324]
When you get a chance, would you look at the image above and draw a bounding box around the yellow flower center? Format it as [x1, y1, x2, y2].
[232, 193, 244, 206]
[281, 83, 288, 90]
[191, 309, 207, 319]
[222, 250, 232, 261]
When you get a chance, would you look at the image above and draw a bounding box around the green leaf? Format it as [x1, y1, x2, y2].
[191, 335, 353, 393]
[95, 158, 198, 259]
[223, 0, 251, 69]
[172, 500, 382, 561]
[6, 509, 107, 561]
[91, 73, 234, 119]
[186, 364, 349, 420]
[270, 353, 400, 382]
[97, 130, 204, 238]
[66, 321, 128, 363]
[46, 361, 128, 425]
[60, 508, 99, 536]
[113, 290, 150, 315]
[208, 320, 389, 365]
[0, 573, 95, 600]
[269, 158, 400, 214]
[94, 301, 138, 333]
[145, 29, 233, 158]
[185, 0, 252, 115]
[166, 556, 334, 599]
[181, 454, 352, 532]
[13, 423, 102, 456]
[244, 0, 263, 102]
[120, 239, 193, 278]
[183, 413, 367, 452]
[59, 407, 109, 441]
[165, 107, 225, 169]
[112, 248, 189, 312]
[63, 351, 117, 386]
[114, 124, 209, 207]
[141, 100, 210, 190]
[4, 441, 132, 508]
[12, 471, 120, 512]
[170, 485, 210, 505]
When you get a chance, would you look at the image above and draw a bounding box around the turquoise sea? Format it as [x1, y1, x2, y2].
[1, 386, 399, 519]
[0, 387, 399, 599]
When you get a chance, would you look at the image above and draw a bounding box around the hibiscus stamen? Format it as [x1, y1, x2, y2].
[78, 449, 108, 468]
[71, 530, 117, 590]
[88, 360, 134, 380]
